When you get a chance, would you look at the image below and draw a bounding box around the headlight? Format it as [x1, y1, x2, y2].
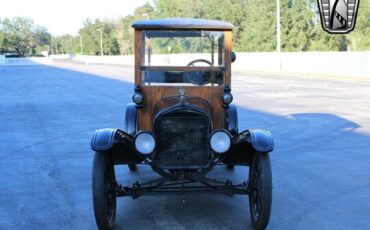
[132, 93, 144, 105]
[210, 129, 231, 154]
[222, 93, 233, 105]
[134, 131, 155, 154]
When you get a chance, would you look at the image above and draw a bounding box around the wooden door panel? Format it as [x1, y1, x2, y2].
[138, 86, 225, 131]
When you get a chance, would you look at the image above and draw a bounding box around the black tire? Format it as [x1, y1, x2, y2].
[248, 153, 272, 230]
[128, 163, 137, 171]
[92, 151, 116, 230]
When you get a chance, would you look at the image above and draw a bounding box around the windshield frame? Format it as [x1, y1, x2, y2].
[140, 30, 226, 68]
[134, 29, 232, 87]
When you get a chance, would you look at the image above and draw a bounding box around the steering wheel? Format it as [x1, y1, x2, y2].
[185, 59, 215, 86]
[187, 59, 213, 66]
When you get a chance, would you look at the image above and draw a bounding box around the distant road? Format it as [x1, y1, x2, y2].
[0, 63, 369, 229]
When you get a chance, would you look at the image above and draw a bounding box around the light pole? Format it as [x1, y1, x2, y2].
[61, 39, 64, 54]
[97, 28, 103, 56]
[79, 34, 83, 55]
[276, 0, 282, 71]
[276, 0, 281, 53]
[51, 37, 53, 55]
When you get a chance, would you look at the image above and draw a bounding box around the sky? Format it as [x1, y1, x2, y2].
[0, 0, 151, 35]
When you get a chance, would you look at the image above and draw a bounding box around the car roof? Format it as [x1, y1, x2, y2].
[132, 18, 234, 30]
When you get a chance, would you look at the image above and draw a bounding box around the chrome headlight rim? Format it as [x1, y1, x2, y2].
[209, 129, 232, 154]
[134, 131, 156, 155]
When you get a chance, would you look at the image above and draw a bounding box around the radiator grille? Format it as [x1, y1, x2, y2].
[154, 108, 210, 169]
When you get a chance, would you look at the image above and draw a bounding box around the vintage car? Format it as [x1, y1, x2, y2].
[90, 18, 274, 230]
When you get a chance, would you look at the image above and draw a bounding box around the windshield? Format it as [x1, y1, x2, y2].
[142, 30, 225, 67]
[141, 30, 225, 86]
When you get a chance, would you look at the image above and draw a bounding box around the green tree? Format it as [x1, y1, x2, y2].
[280, 0, 314, 51]
[154, 0, 252, 51]
[346, 0, 370, 51]
[116, 15, 135, 55]
[2, 17, 34, 55]
[155, 0, 203, 18]
[280, 0, 349, 51]
[239, 0, 276, 51]
[0, 30, 4, 53]
[0, 18, 3, 53]
[309, 0, 347, 51]
[33, 25, 51, 55]
[201, 0, 249, 51]
[79, 19, 100, 55]
[52, 0, 370, 55]
[0, 17, 51, 56]
[79, 19, 120, 55]
[115, 3, 155, 55]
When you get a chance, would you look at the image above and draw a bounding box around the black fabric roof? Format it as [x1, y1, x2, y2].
[132, 18, 234, 30]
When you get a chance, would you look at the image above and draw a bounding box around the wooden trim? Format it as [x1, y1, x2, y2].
[218, 34, 224, 66]
[224, 31, 232, 87]
[134, 30, 142, 85]
[134, 30, 142, 128]
[140, 66, 226, 72]
[138, 86, 225, 131]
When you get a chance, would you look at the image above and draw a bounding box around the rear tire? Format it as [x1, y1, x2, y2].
[248, 153, 272, 230]
[92, 151, 116, 230]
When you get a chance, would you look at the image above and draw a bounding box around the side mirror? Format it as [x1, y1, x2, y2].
[231, 52, 236, 63]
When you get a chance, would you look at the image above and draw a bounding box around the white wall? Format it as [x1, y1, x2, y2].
[233, 52, 370, 78]
[49, 54, 74, 60]
[73, 52, 370, 78]
[0, 55, 5, 64]
[2, 52, 367, 79]
[0, 57, 52, 66]
[73, 54, 134, 66]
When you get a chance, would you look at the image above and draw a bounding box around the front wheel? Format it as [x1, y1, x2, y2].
[92, 151, 116, 230]
[248, 153, 272, 230]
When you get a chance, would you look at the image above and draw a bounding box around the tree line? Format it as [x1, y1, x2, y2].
[0, 17, 51, 56]
[1, 0, 369, 56]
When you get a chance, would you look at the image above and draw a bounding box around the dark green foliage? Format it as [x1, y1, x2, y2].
[239, 0, 276, 51]
[280, 0, 348, 51]
[0, 17, 51, 56]
[1, 0, 369, 55]
[346, 1, 370, 51]
[115, 0, 369, 53]
[77, 19, 120, 55]
[115, 3, 155, 55]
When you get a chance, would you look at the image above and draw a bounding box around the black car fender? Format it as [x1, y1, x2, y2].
[124, 103, 137, 135]
[226, 104, 238, 136]
[90, 128, 143, 164]
[222, 129, 273, 165]
[91, 128, 118, 151]
[236, 129, 274, 152]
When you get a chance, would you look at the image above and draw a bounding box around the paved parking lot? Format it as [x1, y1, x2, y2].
[0, 63, 369, 229]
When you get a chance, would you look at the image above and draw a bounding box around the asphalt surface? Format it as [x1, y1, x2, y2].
[0, 62, 370, 229]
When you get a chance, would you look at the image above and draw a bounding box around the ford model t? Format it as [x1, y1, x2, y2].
[91, 18, 274, 230]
